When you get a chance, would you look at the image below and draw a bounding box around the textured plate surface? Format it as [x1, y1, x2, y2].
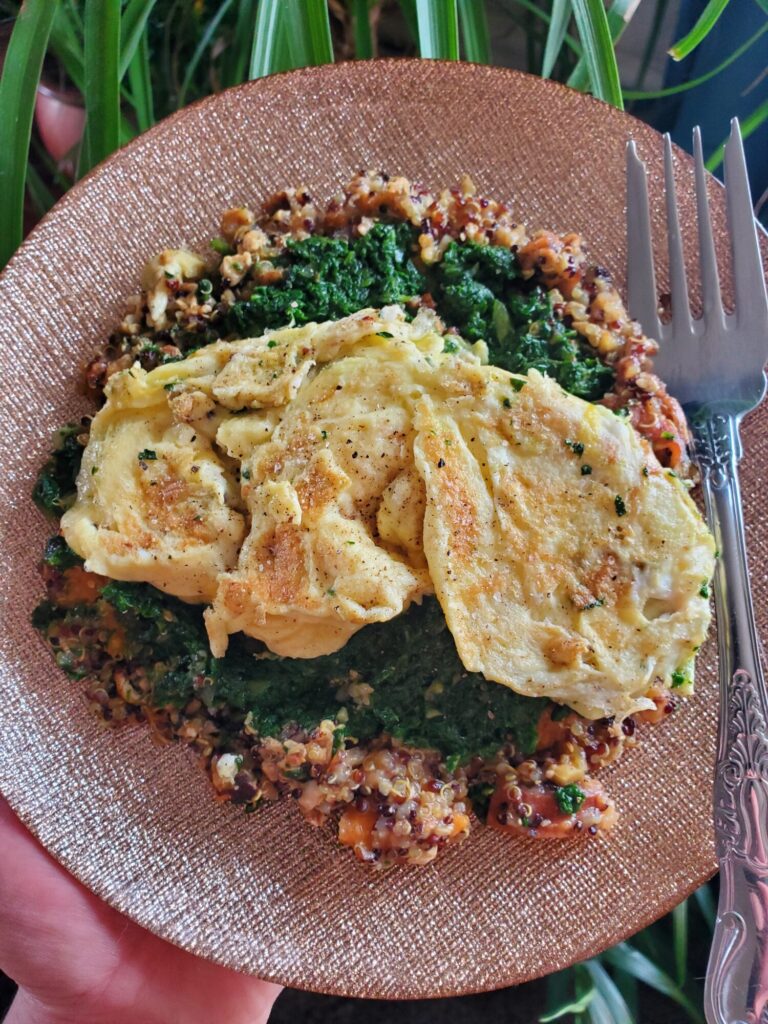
[1, 60, 767, 1000]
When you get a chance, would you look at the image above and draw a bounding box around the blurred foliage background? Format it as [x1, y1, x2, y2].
[1, 1, 766, 1020]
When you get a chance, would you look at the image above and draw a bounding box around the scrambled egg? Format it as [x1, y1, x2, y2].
[413, 371, 715, 720]
[62, 307, 714, 719]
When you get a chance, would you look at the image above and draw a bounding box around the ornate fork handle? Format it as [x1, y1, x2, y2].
[694, 413, 768, 1024]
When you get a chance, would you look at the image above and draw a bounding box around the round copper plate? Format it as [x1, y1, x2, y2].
[1, 60, 766, 1000]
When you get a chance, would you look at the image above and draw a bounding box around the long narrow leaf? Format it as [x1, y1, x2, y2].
[126, 26, 155, 132]
[48, 4, 85, 94]
[0, 0, 58, 268]
[624, 21, 768, 100]
[415, 0, 460, 60]
[673, 899, 688, 987]
[81, 0, 121, 174]
[602, 944, 705, 1024]
[285, 0, 334, 68]
[227, 0, 258, 86]
[542, 0, 571, 78]
[612, 965, 639, 1019]
[706, 96, 768, 173]
[669, 0, 729, 61]
[569, 0, 625, 106]
[694, 881, 717, 930]
[540, 968, 595, 1022]
[496, 0, 583, 58]
[583, 960, 636, 1023]
[177, 0, 236, 108]
[250, 0, 285, 78]
[458, 0, 490, 63]
[632, 0, 667, 91]
[351, 0, 375, 58]
[567, 0, 638, 91]
[397, 0, 420, 45]
[119, 0, 158, 80]
[25, 161, 58, 219]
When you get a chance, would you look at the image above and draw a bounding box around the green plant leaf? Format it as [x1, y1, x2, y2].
[669, 0, 730, 61]
[0, 0, 58, 269]
[285, 0, 334, 67]
[81, 0, 121, 175]
[612, 964, 639, 1019]
[496, 0, 582, 59]
[625, 19, 768, 100]
[415, 0, 460, 60]
[250, 0, 287, 78]
[602, 943, 705, 1024]
[542, 0, 571, 78]
[178, 0, 236, 108]
[458, 0, 491, 63]
[706, 97, 768, 173]
[25, 160, 57, 218]
[632, 0, 670, 91]
[540, 968, 596, 1022]
[583, 960, 636, 1023]
[48, 3, 85, 94]
[694, 881, 717, 930]
[673, 899, 688, 987]
[126, 25, 155, 132]
[350, 0, 375, 58]
[119, 0, 158, 80]
[569, 0, 634, 99]
[227, 0, 259, 87]
[570, 0, 623, 107]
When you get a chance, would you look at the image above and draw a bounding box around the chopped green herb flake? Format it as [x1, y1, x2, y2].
[443, 338, 459, 353]
[581, 464, 592, 476]
[564, 439, 584, 456]
[42, 536, 83, 570]
[502, 397, 512, 408]
[210, 237, 233, 255]
[32, 424, 85, 514]
[581, 597, 605, 611]
[377, 331, 394, 338]
[699, 582, 710, 599]
[614, 495, 627, 517]
[267, 340, 277, 348]
[554, 784, 586, 815]
[468, 782, 495, 821]
[661, 430, 675, 440]
[443, 753, 460, 774]
[138, 449, 157, 462]
[326, 588, 336, 597]
[671, 669, 688, 688]
[241, 469, 251, 480]
[321, 430, 328, 440]
[642, 466, 650, 477]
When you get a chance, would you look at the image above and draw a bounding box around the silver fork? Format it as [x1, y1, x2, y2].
[627, 121, 768, 1024]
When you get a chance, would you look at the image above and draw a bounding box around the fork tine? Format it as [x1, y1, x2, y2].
[693, 126, 725, 326]
[626, 141, 662, 342]
[664, 134, 694, 337]
[724, 118, 768, 330]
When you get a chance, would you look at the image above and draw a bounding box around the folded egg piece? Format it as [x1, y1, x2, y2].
[412, 369, 715, 720]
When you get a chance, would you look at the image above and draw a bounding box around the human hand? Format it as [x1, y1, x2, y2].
[0, 796, 281, 1024]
